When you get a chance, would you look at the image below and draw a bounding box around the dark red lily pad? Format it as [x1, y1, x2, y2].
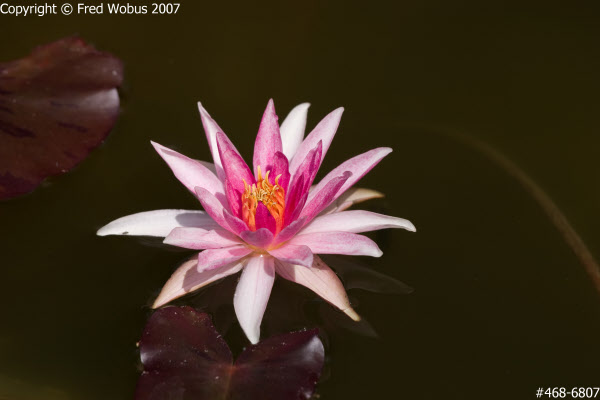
[0, 37, 123, 200]
[136, 306, 324, 400]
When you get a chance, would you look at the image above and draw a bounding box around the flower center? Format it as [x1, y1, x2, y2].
[241, 166, 285, 233]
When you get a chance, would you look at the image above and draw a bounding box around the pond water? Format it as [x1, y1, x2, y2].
[2, 1, 600, 399]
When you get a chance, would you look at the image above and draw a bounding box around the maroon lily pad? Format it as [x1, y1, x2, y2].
[0, 37, 123, 200]
[136, 306, 325, 400]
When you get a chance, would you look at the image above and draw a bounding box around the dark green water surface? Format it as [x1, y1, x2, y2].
[2, 1, 600, 399]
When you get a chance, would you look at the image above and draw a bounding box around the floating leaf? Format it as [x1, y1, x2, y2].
[136, 306, 324, 400]
[0, 37, 123, 200]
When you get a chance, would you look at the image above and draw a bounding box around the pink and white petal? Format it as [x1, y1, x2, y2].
[216, 133, 254, 180]
[234, 255, 275, 344]
[195, 187, 237, 234]
[153, 257, 243, 308]
[299, 172, 351, 222]
[287, 141, 322, 199]
[151, 142, 225, 199]
[97, 209, 218, 237]
[253, 99, 283, 176]
[198, 160, 217, 175]
[268, 244, 313, 268]
[280, 103, 310, 161]
[225, 179, 242, 219]
[300, 210, 416, 235]
[254, 202, 277, 234]
[288, 231, 383, 257]
[223, 208, 249, 235]
[320, 187, 384, 215]
[270, 152, 290, 192]
[284, 142, 322, 223]
[197, 246, 253, 272]
[289, 107, 344, 176]
[275, 256, 359, 321]
[197, 102, 229, 181]
[240, 228, 274, 248]
[216, 132, 255, 211]
[273, 216, 307, 245]
[307, 148, 392, 206]
[164, 227, 243, 250]
[286, 191, 309, 226]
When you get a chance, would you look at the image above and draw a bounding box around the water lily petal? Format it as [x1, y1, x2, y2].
[223, 208, 250, 235]
[307, 147, 392, 208]
[320, 187, 384, 214]
[216, 132, 255, 211]
[299, 172, 351, 222]
[198, 160, 217, 175]
[151, 141, 225, 198]
[273, 216, 307, 245]
[270, 151, 290, 192]
[284, 174, 305, 225]
[275, 256, 359, 321]
[289, 107, 343, 176]
[195, 187, 237, 234]
[240, 227, 274, 248]
[153, 258, 243, 308]
[254, 202, 277, 234]
[97, 209, 217, 237]
[289, 142, 322, 197]
[280, 103, 310, 160]
[253, 99, 283, 177]
[268, 244, 313, 268]
[288, 231, 383, 257]
[198, 102, 229, 181]
[164, 227, 243, 250]
[284, 142, 322, 223]
[234, 255, 275, 344]
[197, 246, 253, 272]
[225, 179, 243, 219]
[300, 210, 416, 235]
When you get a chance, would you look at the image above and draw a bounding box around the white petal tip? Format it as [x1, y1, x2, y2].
[243, 328, 260, 344]
[393, 218, 417, 232]
[152, 285, 181, 309]
[151, 300, 162, 309]
[152, 292, 168, 309]
[197, 102, 209, 115]
[96, 225, 118, 236]
[344, 307, 361, 321]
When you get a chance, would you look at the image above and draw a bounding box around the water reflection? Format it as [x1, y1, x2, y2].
[166, 252, 413, 343]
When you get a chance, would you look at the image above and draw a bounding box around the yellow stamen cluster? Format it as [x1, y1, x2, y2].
[241, 166, 285, 233]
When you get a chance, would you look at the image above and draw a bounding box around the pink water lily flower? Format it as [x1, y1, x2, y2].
[98, 100, 415, 343]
